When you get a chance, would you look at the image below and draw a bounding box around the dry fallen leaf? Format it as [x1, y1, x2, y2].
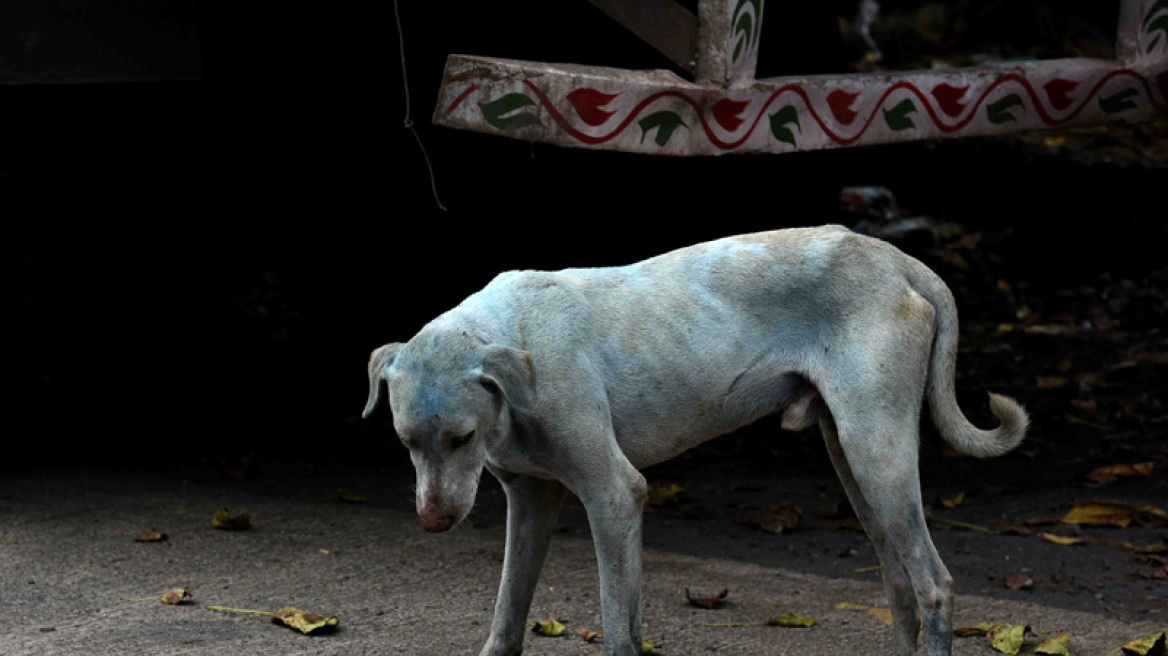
[940, 492, 966, 509]
[1086, 462, 1156, 485]
[1119, 632, 1166, 655]
[122, 588, 192, 604]
[1037, 376, 1069, 389]
[207, 605, 337, 635]
[1000, 526, 1034, 537]
[928, 516, 996, 534]
[998, 572, 1034, 591]
[990, 624, 1029, 654]
[162, 588, 191, 605]
[271, 607, 339, 635]
[133, 533, 167, 543]
[579, 628, 603, 642]
[686, 588, 729, 609]
[1136, 566, 1168, 580]
[1042, 533, 1088, 546]
[642, 638, 656, 653]
[768, 613, 816, 627]
[868, 608, 894, 625]
[756, 502, 802, 534]
[954, 622, 1010, 637]
[1035, 633, 1071, 655]
[211, 507, 251, 531]
[531, 619, 566, 637]
[646, 482, 685, 508]
[1062, 502, 1166, 528]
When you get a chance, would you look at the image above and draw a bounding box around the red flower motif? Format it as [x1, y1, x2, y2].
[566, 88, 620, 127]
[711, 98, 751, 132]
[826, 90, 860, 125]
[930, 83, 969, 118]
[1043, 78, 1079, 111]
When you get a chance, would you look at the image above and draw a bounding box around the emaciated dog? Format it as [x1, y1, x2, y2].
[363, 225, 1028, 656]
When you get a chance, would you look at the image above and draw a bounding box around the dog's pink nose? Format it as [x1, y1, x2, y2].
[420, 496, 456, 533]
[420, 513, 454, 533]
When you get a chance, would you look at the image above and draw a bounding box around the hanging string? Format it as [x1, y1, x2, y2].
[394, 0, 447, 212]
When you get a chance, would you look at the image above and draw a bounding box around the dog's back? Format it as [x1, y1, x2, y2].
[462, 225, 958, 466]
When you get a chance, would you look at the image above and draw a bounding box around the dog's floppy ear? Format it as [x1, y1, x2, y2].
[480, 345, 538, 416]
[363, 342, 402, 418]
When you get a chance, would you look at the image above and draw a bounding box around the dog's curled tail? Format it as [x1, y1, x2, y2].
[917, 271, 1029, 458]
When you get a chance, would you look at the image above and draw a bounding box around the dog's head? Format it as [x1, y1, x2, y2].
[362, 326, 536, 533]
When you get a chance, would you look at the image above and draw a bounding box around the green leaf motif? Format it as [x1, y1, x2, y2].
[639, 111, 689, 147]
[1144, 0, 1168, 29]
[731, 0, 763, 63]
[883, 99, 917, 131]
[768, 105, 801, 147]
[987, 94, 1025, 124]
[1146, 15, 1168, 53]
[479, 93, 542, 130]
[1099, 87, 1141, 114]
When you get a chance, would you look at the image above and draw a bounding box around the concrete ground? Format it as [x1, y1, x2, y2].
[0, 465, 1162, 655]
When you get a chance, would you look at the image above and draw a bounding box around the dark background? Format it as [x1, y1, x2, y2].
[2, 1, 1163, 470]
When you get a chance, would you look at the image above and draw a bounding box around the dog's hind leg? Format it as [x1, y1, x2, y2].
[480, 471, 568, 656]
[821, 412, 920, 655]
[827, 402, 955, 656]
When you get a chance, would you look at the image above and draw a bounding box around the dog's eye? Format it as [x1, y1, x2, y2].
[450, 430, 475, 449]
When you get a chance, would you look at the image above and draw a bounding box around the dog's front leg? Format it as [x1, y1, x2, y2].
[578, 467, 648, 656]
[480, 472, 568, 656]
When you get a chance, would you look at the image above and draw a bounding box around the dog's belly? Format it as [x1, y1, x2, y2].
[607, 358, 823, 469]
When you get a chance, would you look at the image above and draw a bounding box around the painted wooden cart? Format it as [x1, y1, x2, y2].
[433, 0, 1168, 156]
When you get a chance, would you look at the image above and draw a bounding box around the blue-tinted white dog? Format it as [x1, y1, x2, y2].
[364, 225, 1027, 656]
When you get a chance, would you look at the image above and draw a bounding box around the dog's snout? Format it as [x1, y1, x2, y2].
[419, 495, 458, 533]
[420, 513, 455, 533]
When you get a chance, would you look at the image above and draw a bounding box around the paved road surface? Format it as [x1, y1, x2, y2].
[1, 466, 1160, 655]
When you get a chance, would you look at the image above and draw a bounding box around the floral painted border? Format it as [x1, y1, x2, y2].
[439, 57, 1168, 156]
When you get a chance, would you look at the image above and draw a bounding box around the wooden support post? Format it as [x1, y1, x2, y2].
[696, 0, 765, 87]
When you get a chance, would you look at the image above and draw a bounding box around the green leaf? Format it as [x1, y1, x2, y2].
[1145, 16, 1168, 52]
[732, 0, 763, 62]
[987, 94, 1026, 124]
[1099, 87, 1141, 114]
[768, 105, 801, 147]
[478, 93, 542, 130]
[734, 15, 749, 62]
[1144, 0, 1168, 29]
[638, 111, 688, 147]
[883, 99, 917, 131]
